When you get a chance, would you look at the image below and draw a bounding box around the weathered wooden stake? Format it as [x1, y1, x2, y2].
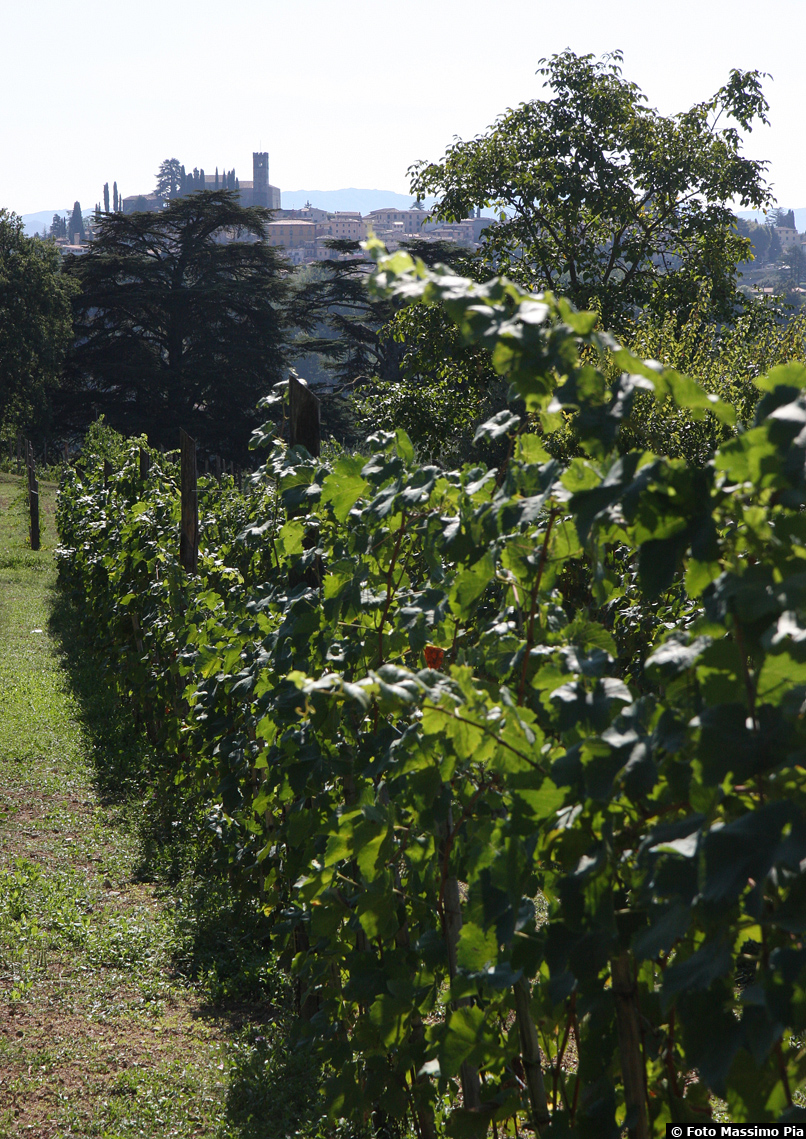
[63, 442, 69, 464]
[27, 441, 40, 551]
[288, 374, 321, 458]
[612, 953, 649, 1139]
[139, 447, 151, 480]
[103, 459, 113, 489]
[179, 429, 198, 574]
[513, 976, 551, 1132]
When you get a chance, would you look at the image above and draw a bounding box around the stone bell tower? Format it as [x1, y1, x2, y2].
[253, 152, 269, 207]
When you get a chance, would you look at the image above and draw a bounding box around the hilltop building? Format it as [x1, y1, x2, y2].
[122, 152, 280, 214]
[108, 155, 494, 264]
[263, 204, 493, 264]
[265, 220, 317, 248]
[365, 207, 428, 235]
[775, 225, 801, 250]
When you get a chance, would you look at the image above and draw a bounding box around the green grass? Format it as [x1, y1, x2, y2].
[0, 473, 333, 1138]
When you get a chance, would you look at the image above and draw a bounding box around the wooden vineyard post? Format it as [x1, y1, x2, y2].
[285, 377, 323, 589]
[139, 447, 150, 480]
[27, 441, 40, 551]
[179, 429, 198, 574]
[513, 976, 551, 1133]
[611, 953, 649, 1139]
[103, 460, 113, 489]
[288, 374, 321, 458]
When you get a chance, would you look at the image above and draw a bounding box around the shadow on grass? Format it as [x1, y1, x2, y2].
[48, 579, 333, 1139]
[222, 1024, 333, 1139]
[48, 582, 160, 807]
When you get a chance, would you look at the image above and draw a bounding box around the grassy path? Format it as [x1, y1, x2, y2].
[0, 473, 232, 1137]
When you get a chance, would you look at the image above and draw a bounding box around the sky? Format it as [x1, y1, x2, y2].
[2, 0, 804, 216]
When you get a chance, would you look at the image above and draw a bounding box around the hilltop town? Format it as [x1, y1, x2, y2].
[37, 149, 806, 308]
[42, 150, 492, 263]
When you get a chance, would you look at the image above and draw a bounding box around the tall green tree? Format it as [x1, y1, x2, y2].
[61, 191, 288, 457]
[67, 201, 84, 244]
[103, 182, 110, 213]
[0, 210, 75, 440]
[411, 50, 772, 329]
[770, 206, 796, 229]
[155, 157, 183, 199]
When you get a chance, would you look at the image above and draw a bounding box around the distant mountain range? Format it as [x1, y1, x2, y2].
[280, 188, 429, 213]
[21, 199, 801, 238]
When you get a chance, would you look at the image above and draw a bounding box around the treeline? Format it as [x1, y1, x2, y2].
[4, 196, 804, 475]
[3, 51, 806, 476]
[154, 156, 240, 199]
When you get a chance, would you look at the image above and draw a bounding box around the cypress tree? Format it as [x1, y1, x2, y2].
[215, 167, 219, 189]
[113, 183, 118, 212]
[103, 183, 110, 213]
[68, 201, 84, 244]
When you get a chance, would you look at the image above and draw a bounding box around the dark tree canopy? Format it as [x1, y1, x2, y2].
[292, 237, 476, 388]
[61, 190, 288, 456]
[0, 210, 75, 438]
[411, 51, 773, 329]
[291, 239, 402, 389]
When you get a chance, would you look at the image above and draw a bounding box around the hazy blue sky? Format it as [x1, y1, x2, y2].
[2, 0, 803, 215]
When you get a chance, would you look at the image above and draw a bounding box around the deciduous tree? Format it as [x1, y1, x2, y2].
[411, 50, 772, 329]
[0, 210, 75, 438]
